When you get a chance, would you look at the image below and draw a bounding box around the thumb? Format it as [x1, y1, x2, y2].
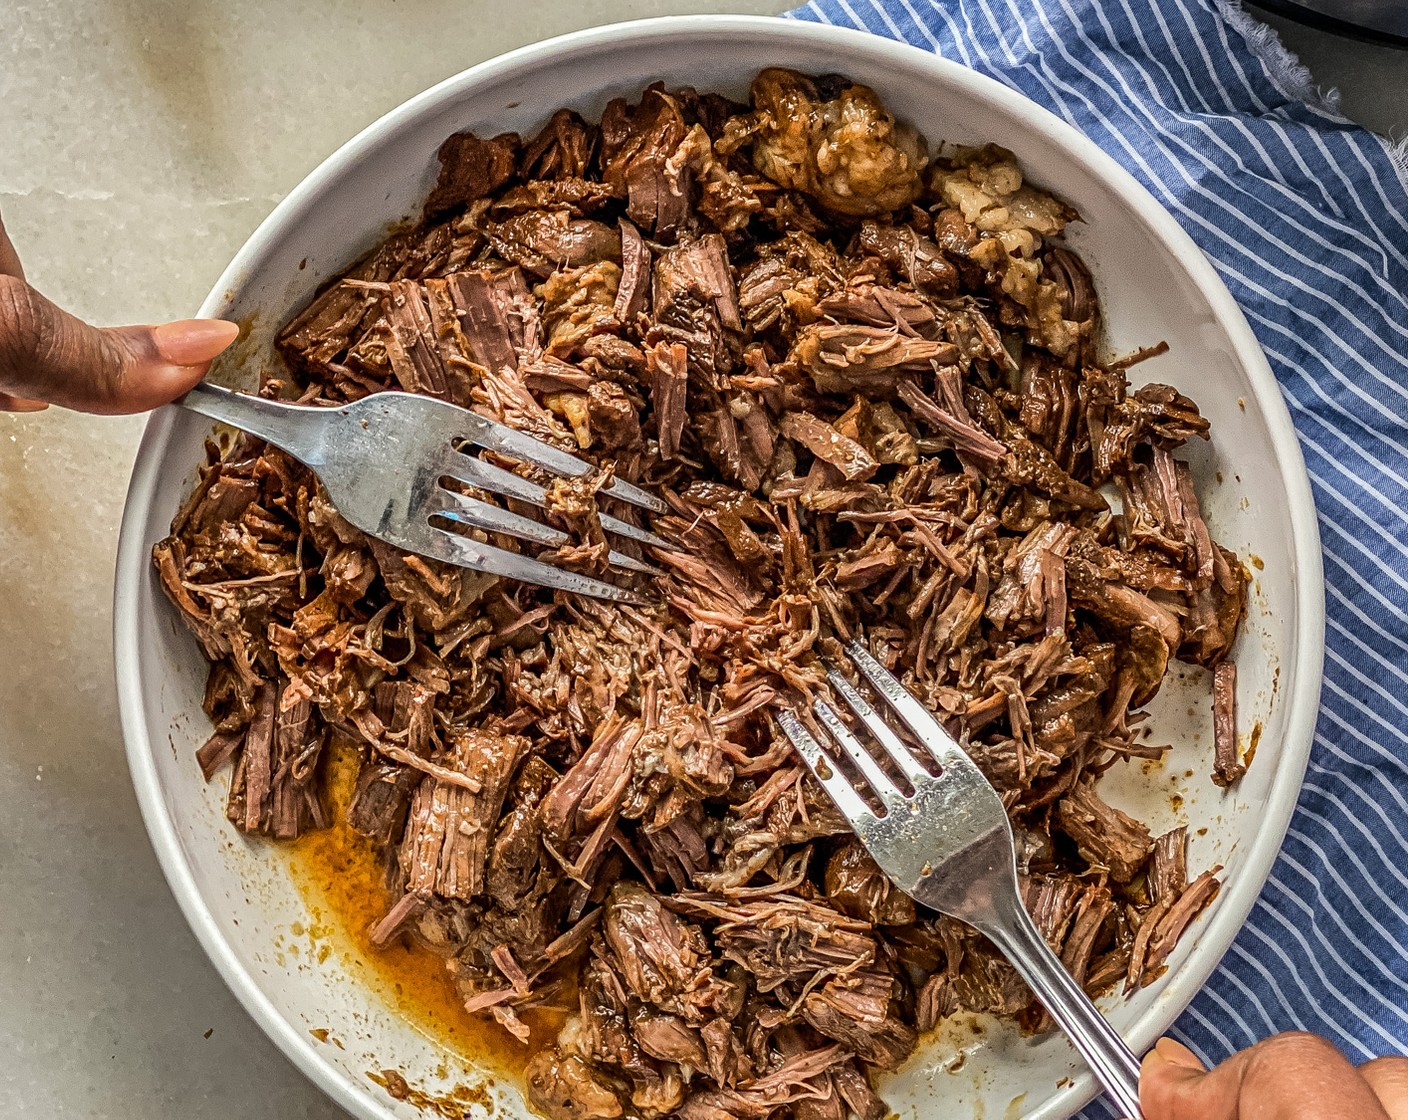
[1140, 1038, 1224, 1120]
[1141, 1032, 1393, 1120]
[0, 273, 238, 415]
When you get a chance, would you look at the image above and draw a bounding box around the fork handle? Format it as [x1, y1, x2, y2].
[179, 382, 322, 464]
[984, 904, 1145, 1119]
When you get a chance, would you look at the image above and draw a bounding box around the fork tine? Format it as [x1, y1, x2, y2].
[844, 641, 969, 767]
[424, 523, 644, 603]
[441, 449, 543, 505]
[456, 411, 668, 514]
[428, 489, 663, 576]
[825, 669, 930, 786]
[602, 552, 665, 577]
[429, 488, 568, 547]
[441, 452, 675, 551]
[812, 698, 904, 806]
[593, 514, 672, 553]
[776, 710, 875, 824]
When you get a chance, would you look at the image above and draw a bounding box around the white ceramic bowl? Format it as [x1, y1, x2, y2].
[114, 16, 1325, 1120]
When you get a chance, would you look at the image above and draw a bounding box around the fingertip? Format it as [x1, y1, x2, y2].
[1153, 1037, 1206, 1071]
[152, 318, 240, 367]
[1141, 1038, 1208, 1117]
[0, 393, 49, 412]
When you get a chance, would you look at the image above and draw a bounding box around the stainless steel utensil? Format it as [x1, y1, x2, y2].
[777, 641, 1145, 1120]
[180, 382, 668, 602]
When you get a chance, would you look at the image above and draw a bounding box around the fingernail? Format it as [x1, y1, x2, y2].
[2, 396, 49, 412]
[153, 319, 240, 366]
[1153, 1037, 1206, 1071]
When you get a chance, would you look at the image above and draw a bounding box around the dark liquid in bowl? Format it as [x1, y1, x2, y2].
[285, 741, 567, 1080]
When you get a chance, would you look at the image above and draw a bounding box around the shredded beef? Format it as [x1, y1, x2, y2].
[159, 69, 1249, 1120]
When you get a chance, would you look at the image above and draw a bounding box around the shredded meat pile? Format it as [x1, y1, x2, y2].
[157, 68, 1247, 1120]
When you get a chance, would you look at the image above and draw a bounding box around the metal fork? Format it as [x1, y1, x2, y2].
[180, 382, 669, 602]
[776, 641, 1145, 1120]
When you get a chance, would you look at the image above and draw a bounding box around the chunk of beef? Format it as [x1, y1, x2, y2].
[347, 761, 420, 846]
[1211, 661, 1243, 786]
[226, 683, 326, 840]
[817, 283, 938, 336]
[382, 280, 451, 397]
[278, 280, 380, 373]
[649, 236, 739, 386]
[614, 219, 652, 323]
[587, 380, 643, 451]
[824, 838, 916, 925]
[526, 1051, 623, 1120]
[780, 410, 878, 482]
[1055, 782, 1153, 882]
[1066, 554, 1182, 651]
[648, 342, 689, 460]
[801, 971, 917, 1070]
[631, 1007, 709, 1068]
[486, 756, 558, 910]
[368, 538, 497, 633]
[540, 716, 641, 872]
[676, 894, 877, 993]
[793, 325, 957, 395]
[856, 221, 958, 297]
[447, 267, 538, 374]
[1149, 826, 1188, 907]
[953, 943, 1032, 1017]
[1144, 868, 1221, 978]
[602, 883, 709, 1014]
[492, 178, 613, 216]
[1089, 376, 1210, 480]
[486, 211, 621, 278]
[1181, 545, 1248, 666]
[601, 87, 694, 237]
[399, 728, 528, 900]
[832, 1062, 887, 1120]
[897, 378, 1006, 465]
[1061, 885, 1115, 992]
[520, 109, 598, 180]
[426, 130, 519, 218]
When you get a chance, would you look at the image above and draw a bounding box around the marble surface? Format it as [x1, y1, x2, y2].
[0, 4, 1402, 1117]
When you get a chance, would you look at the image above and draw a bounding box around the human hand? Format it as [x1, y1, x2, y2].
[0, 209, 238, 414]
[1141, 1033, 1408, 1119]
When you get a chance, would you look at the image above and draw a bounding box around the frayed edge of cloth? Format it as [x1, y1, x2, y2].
[1216, 0, 1347, 119]
[1218, 0, 1408, 193]
[1383, 135, 1408, 194]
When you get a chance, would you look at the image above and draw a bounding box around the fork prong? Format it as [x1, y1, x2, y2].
[424, 523, 644, 603]
[442, 449, 545, 505]
[593, 514, 673, 553]
[441, 452, 675, 551]
[428, 489, 662, 576]
[429, 487, 569, 548]
[825, 669, 931, 786]
[603, 551, 664, 577]
[844, 641, 969, 767]
[776, 710, 875, 824]
[813, 698, 904, 807]
[456, 411, 668, 514]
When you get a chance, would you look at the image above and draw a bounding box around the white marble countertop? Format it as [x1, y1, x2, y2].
[1, 4, 1403, 1117]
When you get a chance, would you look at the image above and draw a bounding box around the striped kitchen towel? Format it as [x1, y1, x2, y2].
[785, 0, 1408, 1110]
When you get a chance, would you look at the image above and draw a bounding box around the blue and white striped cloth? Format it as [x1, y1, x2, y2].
[784, 0, 1408, 1109]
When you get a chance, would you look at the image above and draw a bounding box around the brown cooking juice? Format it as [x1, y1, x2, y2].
[284, 739, 567, 1080]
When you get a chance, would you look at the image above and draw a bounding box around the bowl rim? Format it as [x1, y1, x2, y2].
[113, 15, 1326, 1120]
